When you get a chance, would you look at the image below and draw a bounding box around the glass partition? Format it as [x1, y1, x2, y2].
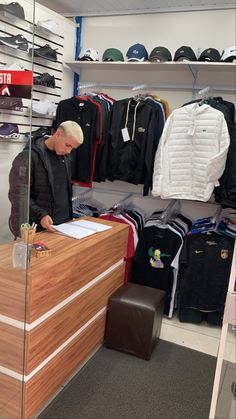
[0, 1, 35, 417]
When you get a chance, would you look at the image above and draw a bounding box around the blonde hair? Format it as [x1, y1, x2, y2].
[58, 121, 84, 145]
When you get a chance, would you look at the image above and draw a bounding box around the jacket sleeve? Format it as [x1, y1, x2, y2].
[8, 150, 30, 238]
[8, 150, 48, 237]
[206, 115, 230, 184]
[152, 114, 172, 197]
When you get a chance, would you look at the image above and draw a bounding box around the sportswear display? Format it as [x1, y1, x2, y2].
[33, 73, 56, 88]
[0, 33, 28, 51]
[0, 1, 25, 19]
[29, 44, 58, 62]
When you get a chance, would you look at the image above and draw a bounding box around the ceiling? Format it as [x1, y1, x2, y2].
[36, 0, 235, 16]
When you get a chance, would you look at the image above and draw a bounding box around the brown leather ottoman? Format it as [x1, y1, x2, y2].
[105, 283, 166, 360]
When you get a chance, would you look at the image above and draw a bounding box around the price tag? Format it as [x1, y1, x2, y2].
[122, 127, 131, 142]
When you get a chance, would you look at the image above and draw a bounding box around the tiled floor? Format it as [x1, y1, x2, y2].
[160, 314, 236, 362]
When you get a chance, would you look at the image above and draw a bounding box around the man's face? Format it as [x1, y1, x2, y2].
[55, 130, 80, 155]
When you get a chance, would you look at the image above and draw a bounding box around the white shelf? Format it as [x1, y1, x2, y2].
[65, 61, 236, 92]
[0, 10, 62, 39]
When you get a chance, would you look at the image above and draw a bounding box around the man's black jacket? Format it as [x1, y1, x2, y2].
[8, 136, 72, 238]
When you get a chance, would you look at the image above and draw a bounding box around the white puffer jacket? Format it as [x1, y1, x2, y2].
[152, 103, 230, 201]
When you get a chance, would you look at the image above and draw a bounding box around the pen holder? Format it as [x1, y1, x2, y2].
[21, 227, 36, 244]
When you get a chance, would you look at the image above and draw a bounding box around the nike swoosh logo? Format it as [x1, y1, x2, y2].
[195, 250, 204, 254]
[16, 40, 24, 44]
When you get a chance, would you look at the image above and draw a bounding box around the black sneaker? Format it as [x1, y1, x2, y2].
[0, 96, 23, 110]
[0, 34, 28, 51]
[24, 126, 52, 140]
[29, 44, 57, 62]
[33, 73, 56, 88]
[0, 2, 25, 19]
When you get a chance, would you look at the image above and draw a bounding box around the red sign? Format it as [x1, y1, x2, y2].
[0, 70, 33, 99]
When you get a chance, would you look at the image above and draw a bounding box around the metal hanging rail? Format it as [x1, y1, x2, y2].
[77, 81, 236, 93]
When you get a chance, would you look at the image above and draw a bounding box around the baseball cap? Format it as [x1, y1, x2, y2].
[79, 48, 99, 62]
[126, 43, 148, 61]
[198, 48, 221, 62]
[102, 48, 124, 62]
[174, 46, 197, 62]
[221, 46, 236, 62]
[149, 47, 172, 62]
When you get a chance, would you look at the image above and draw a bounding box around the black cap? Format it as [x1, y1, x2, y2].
[174, 46, 197, 62]
[198, 48, 221, 62]
[149, 46, 172, 62]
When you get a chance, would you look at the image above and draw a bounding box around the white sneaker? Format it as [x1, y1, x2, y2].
[36, 19, 59, 35]
[32, 100, 57, 116]
[0, 62, 24, 70]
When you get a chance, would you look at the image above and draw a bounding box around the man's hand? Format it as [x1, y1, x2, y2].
[40, 215, 55, 232]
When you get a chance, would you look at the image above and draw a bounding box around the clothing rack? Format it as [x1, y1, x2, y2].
[159, 199, 179, 224]
[77, 82, 235, 93]
[212, 205, 222, 224]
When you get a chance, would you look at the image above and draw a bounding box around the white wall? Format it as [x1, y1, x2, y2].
[80, 9, 235, 108]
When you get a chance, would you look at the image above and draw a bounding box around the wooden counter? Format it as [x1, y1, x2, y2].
[0, 217, 129, 418]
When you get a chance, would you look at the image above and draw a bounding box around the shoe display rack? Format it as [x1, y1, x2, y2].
[0, 4, 69, 143]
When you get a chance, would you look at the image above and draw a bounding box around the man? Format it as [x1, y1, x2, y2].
[9, 120, 84, 238]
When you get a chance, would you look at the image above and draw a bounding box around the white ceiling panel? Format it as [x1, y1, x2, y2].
[36, 0, 235, 16]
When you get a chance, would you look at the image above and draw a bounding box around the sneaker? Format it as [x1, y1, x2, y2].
[0, 96, 23, 110]
[0, 85, 10, 95]
[32, 100, 57, 116]
[29, 44, 57, 62]
[0, 123, 19, 138]
[36, 19, 59, 34]
[0, 2, 25, 19]
[0, 34, 28, 51]
[24, 126, 52, 140]
[33, 73, 56, 88]
[0, 62, 25, 70]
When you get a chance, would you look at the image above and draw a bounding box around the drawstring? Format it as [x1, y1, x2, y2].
[125, 99, 140, 141]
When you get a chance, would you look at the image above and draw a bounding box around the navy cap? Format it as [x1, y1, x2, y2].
[126, 43, 148, 61]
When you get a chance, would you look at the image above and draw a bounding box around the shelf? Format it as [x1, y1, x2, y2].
[65, 61, 236, 92]
[0, 10, 62, 39]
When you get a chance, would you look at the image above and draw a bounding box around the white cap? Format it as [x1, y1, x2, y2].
[79, 48, 99, 61]
[221, 46, 236, 62]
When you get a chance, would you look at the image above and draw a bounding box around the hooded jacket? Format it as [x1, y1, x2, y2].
[152, 103, 230, 202]
[108, 98, 161, 195]
[8, 136, 72, 238]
